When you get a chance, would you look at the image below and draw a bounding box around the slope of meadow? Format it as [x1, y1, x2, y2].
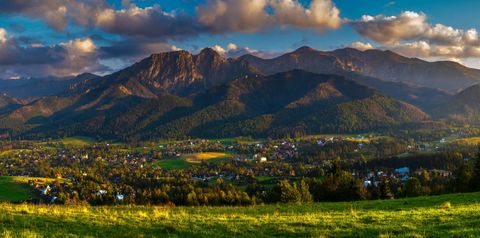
[1, 192, 480, 237]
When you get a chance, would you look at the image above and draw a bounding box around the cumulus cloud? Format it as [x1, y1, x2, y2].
[391, 41, 480, 58]
[0, 28, 7, 44]
[272, 0, 341, 30]
[352, 11, 480, 60]
[197, 0, 341, 33]
[95, 5, 202, 38]
[0, 29, 107, 78]
[352, 11, 429, 45]
[209, 43, 281, 58]
[349, 41, 374, 51]
[2, 0, 342, 38]
[0, 0, 108, 31]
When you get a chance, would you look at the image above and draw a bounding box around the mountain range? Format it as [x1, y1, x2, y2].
[0, 46, 479, 140]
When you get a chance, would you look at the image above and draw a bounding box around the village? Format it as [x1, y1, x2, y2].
[0, 133, 474, 205]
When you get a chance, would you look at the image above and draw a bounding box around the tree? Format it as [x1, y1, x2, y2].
[403, 177, 422, 197]
[470, 145, 480, 191]
[298, 178, 312, 203]
[278, 180, 301, 203]
[454, 162, 473, 192]
[379, 177, 394, 199]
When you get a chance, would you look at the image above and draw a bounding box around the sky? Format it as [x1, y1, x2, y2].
[1, 0, 480, 79]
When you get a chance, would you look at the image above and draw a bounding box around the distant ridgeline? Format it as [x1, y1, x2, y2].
[0, 47, 479, 140]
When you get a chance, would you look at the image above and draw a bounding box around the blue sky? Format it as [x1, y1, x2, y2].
[1, 0, 480, 78]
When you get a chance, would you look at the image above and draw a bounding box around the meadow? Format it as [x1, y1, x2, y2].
[154, 152, 233, 170]
[0, 177, 33, 202]
[1, 192, 480, 237]
[0, 176, 67, 203]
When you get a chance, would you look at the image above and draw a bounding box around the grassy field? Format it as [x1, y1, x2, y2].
[453, 137, 480, 145]
[1, 192, 480, 237]
[0, 176, 66, 203]
[59, 136, 96, 147]
[155, 152, 233, 170]
[0, 177, 34, 202]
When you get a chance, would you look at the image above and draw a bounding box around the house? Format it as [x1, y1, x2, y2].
[260, 157, 267, 163]
[116, 194, 125, 201]
[395, 167, 410, 174]
[41, 185, 51, 195]
[97, 190, 107, 195]
[364, 180, 372, 188]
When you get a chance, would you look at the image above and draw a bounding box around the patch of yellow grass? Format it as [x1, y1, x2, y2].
[441, 201, 452, 209]
[184, 152, 229, 164]
[2, 176, 68, 186]
[454, 137, 480, 145]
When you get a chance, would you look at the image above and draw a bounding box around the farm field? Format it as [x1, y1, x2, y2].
[1, 192, 480, 237]
[155, 152, 234, 170]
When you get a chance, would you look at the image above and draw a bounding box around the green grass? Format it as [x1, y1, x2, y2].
[58, 136, 96, 147]
[0, 176, 66, 202]
[155, 152, 234, 170]
[155, 158, 192, 170]
[1, 192, 480, 237]
[0, 177, 34, 202]
[256, 175, 274, 182]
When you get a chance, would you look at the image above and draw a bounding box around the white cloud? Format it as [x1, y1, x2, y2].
[352, 11, 429, 45]
[352, 11, 480, 62]
[62, 38, 96, 54]
[212, 45, 226, 54]
[227, 43, 238, 51]
[208, 43, 281, 58]
[0, 28, 7, 44]
[350, 41, 374, 51]
[272, 0, 341, 30]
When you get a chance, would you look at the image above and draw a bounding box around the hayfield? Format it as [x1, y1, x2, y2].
[1, 192, 480, 237]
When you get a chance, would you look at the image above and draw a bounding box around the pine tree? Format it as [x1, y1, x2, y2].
[471, 145, 480, 191]
[379, 177, 394, 199]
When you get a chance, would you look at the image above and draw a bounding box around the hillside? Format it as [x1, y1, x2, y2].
[149, 70, 428, 138]
[0, 73, 98, 99]
[242, 46, 480, 93]
[1, 192, 479, 237]
[0, 95, 22, 114]
[2, 47, 480, 139]
[0, 70, 428, 139]
[432, 84, 480, 124]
